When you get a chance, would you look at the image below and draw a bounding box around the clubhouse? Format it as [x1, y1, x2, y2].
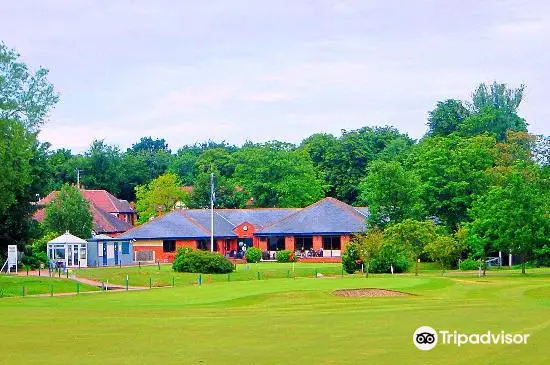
[119, 197, 369, 263]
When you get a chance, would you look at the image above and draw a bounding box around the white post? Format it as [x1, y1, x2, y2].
[509, 252, 512, 267]
[498, 251, 502, 267]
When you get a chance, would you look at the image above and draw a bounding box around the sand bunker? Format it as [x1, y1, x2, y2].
[333, 288, 409, 297]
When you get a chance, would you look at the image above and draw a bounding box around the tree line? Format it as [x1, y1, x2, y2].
[1, 41, 549, 270]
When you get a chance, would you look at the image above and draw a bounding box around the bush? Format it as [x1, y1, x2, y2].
[459, 258, 481, 271]
[341, 238, 411, 274]
[370, 241, 410, 273]
[245, 247, 262, 263]
[20, 246, 49, 269]
[342, 241, 361, 274]
[172, 249, 234, 274]
[276, 250, 296, 263]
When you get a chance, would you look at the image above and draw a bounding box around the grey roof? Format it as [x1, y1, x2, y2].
[257, 197, 368, 235]
[185, 210, 238, 237]
[119, 210, 237, 240]
[217, 209, 299, 229]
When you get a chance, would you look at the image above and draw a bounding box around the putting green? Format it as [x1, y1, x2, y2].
[1, 273, 548, 364]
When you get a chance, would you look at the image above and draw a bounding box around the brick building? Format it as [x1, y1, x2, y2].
[119, 197, 368, 263]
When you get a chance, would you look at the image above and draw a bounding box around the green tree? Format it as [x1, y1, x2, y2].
[427, 99, 470, 136]
[470, 81, 524, 115]
[0, 118, 33, 214]
[135, 173, 187, 223]
[385, 219, 439, 276]
[233, 145, 324, 207]
[80, 140, 123, 194]
[358, 160, 424, 228]
[468, 163, 549, 274]
[407, 134, 498, 230]
[459, 105, 527, 142]
[352, 230, 385, 277]
[424, 235, 464, 274]
[189, 172, 248, 209]
[0, 42, 59, 131]
[43, 184, 93, 239]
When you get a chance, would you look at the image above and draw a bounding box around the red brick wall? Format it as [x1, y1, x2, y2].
[257, 237, 267, 251]
[176, 240, 196, 249]
[313, 236, 322, 250]
[341, 235, 350, 252]
[134, 245, 164, 262]
[233, 221, 256, 238]
[285, 236, 295, 251]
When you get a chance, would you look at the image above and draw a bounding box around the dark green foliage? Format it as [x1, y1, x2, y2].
[245, 247, 262, 263]
[172, 249, 234, 274]
[459, 259, 480, 271]
[275, 250, 296, 263]
[43, 184, 93, 239]
[427, 99, 470, 137]
[341, 240, 361, 274]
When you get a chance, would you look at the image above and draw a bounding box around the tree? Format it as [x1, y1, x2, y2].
[129, 136, 170, 154]
[80, 140, 122, 194]
[424, 235, 464, 274]
[407, 134, 498, 230]
[232, 145, 324, 207]
[43, 184, 93, 239]
[427, 99, 470, 136]
[468, 163, 549, 274]
[352, 230, 385, 277]
[189, 172, 248, 209]
[470, 81, 524, 115]
[320, 126, 413, 203]
[358, 160, 424, 228]
[134, 173, 187, 223]
[0, 118, 33, 214]
[459, 105, 527, 142]
[0, 42, 59, 131]
[385, 219, 439, 276]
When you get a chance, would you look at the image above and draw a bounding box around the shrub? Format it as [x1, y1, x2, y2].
[245, 247, 262, 263]
[370, 241, 410, 273]
[276, 250, 296, 263]
[172, 249, 234, 274]
[459, 258, 481, 271]
[20, 245, 49, 269]
[342, 238, 411, 274]
[342, 241, 361, 274]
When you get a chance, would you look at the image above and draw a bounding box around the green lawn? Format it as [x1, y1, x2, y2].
[1, 272, 549, 364]
[74, 262, 348, 287]
[0, 275, 99, 297]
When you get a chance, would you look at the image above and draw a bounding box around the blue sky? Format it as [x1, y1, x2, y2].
[2, 0, 549, 152]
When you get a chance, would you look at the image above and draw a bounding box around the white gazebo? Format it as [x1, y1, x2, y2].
[47, 231, 88, 268]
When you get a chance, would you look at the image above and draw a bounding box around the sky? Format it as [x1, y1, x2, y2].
[1, 0, 549, 153]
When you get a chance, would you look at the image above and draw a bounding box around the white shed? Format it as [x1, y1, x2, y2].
[47, 231, 88, 268]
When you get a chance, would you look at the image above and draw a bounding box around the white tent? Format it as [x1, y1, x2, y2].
[47, 231, 88, 268]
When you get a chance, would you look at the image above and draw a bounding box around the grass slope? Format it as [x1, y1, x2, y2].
[1, 273, 549, 364]
[0, 275, 99, 297]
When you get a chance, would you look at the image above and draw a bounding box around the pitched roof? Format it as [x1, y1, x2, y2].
[216, 208, 300, 229]
[257, 197, 368, 235]
[90, 203, 133, 234]
[38, 189, 135, 213]
[48, 231, 88, 244]
[33, 189, 134, 234]
[118, 210, 238, 240]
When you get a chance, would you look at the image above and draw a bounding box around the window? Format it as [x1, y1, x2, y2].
[323, 236, 341, 250]
[54, 246, 65, 259]
[295, 236, 313, 250]
[122, 242, 130, 254]
[267, 237, 285, 251]
[196, 239, 208, 251]
[98, 243, 104, 257]
[163, 240, 176, 253]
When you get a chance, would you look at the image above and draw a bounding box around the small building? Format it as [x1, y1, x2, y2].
[86, 234, 134, 267]
[47, 232, 88, 268]
[119, 197, 369, 263]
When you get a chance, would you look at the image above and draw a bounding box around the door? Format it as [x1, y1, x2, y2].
[73, 244, 79, 267]
[114, 242, 119, 266]
[102, 242, 108, 266]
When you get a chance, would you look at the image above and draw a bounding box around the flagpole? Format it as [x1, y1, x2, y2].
[210, 172, 214, 252]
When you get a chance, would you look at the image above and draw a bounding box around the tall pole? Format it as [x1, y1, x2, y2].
[76, 168, 82, 189]
[210, 172, 214, 252]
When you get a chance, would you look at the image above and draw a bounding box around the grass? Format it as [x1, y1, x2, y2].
[0, 275, 99, 297]
[74, 262, 348, 287]
[0, 270, 549, 364]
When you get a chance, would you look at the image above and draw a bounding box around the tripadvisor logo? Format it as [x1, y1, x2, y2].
[413, 326, 530, 351]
